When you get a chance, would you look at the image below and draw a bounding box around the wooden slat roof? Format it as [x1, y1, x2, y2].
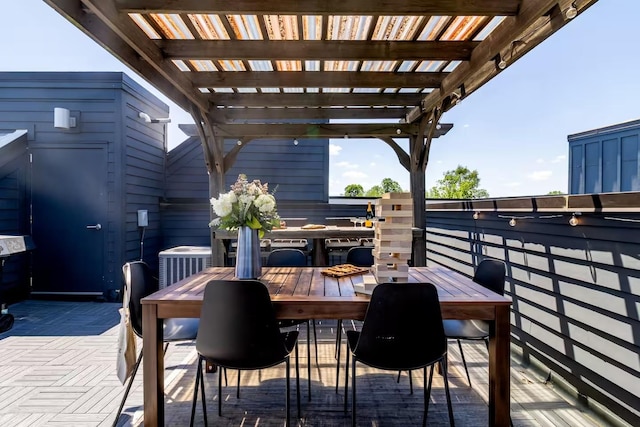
[44, 0, 598, 125]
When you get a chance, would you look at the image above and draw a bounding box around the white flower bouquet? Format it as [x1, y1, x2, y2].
[209, 174, 280, 238]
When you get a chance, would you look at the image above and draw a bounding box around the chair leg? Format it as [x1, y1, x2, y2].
[189, 356, 201, 427]
[335, 319, 343, 359]
[295, 342, 301, 419]
[409, 370, 413, 394]
[306, 320, 311, 401]
[441, 359, 455, 427]
[236, 370, 241, 398]
[335, 325, 342, 394]
[218, 363, 223, 417]
[351, 357, 357, 427]
[200, 360, 208, 426]
[422, 366, 428, 427]
[344, 349, 350, 413]
[312, 320, 319, 365]
[286, 357, 291, 427]
[457, 339, 472, 386]
[113, 350, 143, 427]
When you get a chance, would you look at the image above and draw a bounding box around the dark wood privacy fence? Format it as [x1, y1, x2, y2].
[425, 192, 640, 427]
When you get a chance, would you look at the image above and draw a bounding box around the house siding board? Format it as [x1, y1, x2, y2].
[568, 119, 640, 194]
[166, 134, 329, 203]
[121, 83, 168, 272]
[0, 133, 30, 303]
[602, 138, 618, 192]
[0, 72, 168, 298]
[424, 201, 640, 426]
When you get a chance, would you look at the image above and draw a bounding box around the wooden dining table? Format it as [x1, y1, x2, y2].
[141, 266, 512, 426]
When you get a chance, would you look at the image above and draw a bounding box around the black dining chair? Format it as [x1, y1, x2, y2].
[344, 282, 455, 427]
[266, 248, 317, 400]
[189, 280, 300, 427]
[113, 261, 199, 427]
[334, 246, 374, 392]
[442, 259, 507, 386]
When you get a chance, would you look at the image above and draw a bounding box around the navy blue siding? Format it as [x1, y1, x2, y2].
[0, 131, 30, 302]
[163, 126, 330, 249]
[425, 194, 640, 426]
[568, 119, 640, 194]
[0, 72, 167, 298]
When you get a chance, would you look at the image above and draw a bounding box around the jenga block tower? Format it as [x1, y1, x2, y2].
[372, 192, 413, 283]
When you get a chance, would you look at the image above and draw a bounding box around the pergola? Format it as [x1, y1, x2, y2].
[45, 0, 598, 265]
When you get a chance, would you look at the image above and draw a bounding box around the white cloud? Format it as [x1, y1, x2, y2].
[536, 158, 544, 164]
[369, 162, 376, 167]
[528, 170, 553, 181]
[343, 171, 367, 179]
[463, 124, 470, 128]
[329, 144, 342, 156]
[504, 181, 521, 188]
[336, 161, 359, 169]
[552, 155, 567, 163]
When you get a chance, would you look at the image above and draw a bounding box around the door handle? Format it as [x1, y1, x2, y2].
[86, 224, 102, 230]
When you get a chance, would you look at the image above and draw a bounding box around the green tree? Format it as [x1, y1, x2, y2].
[365, 185, 383, 197]
[427, 165, 489, 199]
[547, 190, 564, 195]
[381, 178, 403, 193]
[344, 184, 364, 197]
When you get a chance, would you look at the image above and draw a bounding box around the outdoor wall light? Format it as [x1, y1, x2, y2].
[53, 107, 77, 129]
[139, 111, 171, 123]
[495, 54, 507, 70]
[473, 212, 479, 220]
[565, 3, 578, 19]
[509, 218, 517, 227]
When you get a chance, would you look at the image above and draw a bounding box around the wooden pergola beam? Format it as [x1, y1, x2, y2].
[406, 0, 600, 123]
[212, 123, 452, 138]
[45, 0, 194, 111]
[190, 71, 446, 89]
[75, 0, 210, 111]
[218, 107, 411, 121]
[209, 93, 425, 107]
[117, 0, 521, 16]
[161, 40, 478, 62]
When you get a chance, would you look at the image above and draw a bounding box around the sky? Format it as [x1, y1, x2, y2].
[2, 1, 639, 198]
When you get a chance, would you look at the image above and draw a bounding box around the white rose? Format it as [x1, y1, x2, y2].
[212, 198, 232, 217]
[255, 194, 276, 213]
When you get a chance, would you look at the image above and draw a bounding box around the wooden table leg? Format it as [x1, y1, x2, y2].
[489, 305, 511, 426]
[143, 304, 163, 427]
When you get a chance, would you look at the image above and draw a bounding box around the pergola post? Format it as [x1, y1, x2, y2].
[409, 109, 442, 266]
[192, 107, 226, 266]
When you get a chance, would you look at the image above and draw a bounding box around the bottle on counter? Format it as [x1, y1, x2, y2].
[364, 201, 374, 228]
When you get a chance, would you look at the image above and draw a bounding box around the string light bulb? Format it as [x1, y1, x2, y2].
[236, 139, 242, 146]
[472, 212, 479, 220]
[344, 133, 349, 139]
[396, 128, 402, 135]
[509, 218, 516, 227]
[293, 138, 299, 146]
[495, 54, 507, 70]
[565, 3, 578, 19]
[569, 213, 579, 226]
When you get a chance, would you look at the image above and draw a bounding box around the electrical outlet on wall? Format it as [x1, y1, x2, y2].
[137, 210, 148, 227]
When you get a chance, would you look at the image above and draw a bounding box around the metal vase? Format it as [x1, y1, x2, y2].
[235, 225, 262, 279]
